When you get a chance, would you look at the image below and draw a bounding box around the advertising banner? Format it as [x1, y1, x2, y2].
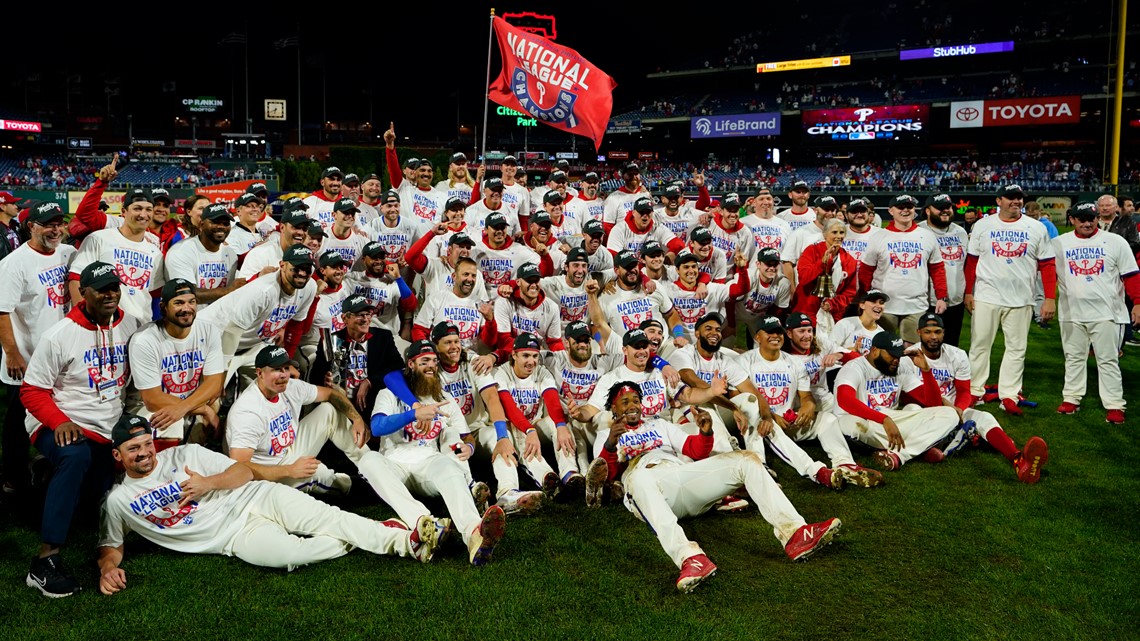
[802, 105, 928, 141]
[0, 119, 42, 133]
[950, 96, 1080, 128]
[900, 41, 1014, 61]
[691, 112, 781, 139]
[194, 180, 262, 205]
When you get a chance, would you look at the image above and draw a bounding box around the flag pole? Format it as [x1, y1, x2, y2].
[481, 9, 495, 166]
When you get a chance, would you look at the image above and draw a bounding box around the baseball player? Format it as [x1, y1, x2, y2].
[593, 381, 842, 593]
[1052, 202, 1140, 424]
[20, 262, 143, 597]
[782, 312, 857, 411]
[538, 247, 592, 327]
[840, 198, 881, 269]
[654, 183, 704, 242]
[663, 250, 749, 342]
[564, 171, 604, 227]
[601, 162, 648, 234]
[493, 262, 564, 363]
[541, 190, 582, 243]
[830, 289, 889, 355]
[740, 187, 792, 254]
[918, 194, 969, 345]
[301, 166, 344, 230]
[899, 313, 1049, 482]
[127, 280, 224, 442]
[736, 247, 792, 340]
[965, 184, 1057, 415]
[0, 201, 74, 495]
[366, 189, 425, 265]
[163, 204, 242, 306]
[69, 187, 165, 323]
[355, 173, 384, 228]
[833, 331, 962, 471]
[237, 206, 314, 280]
[777, 180, 816, 231]
[98, 414, 442, 595]
[320, 199, 369, 267]
[412, 257, 495, 356]
[606, 196, 683, 259]
[522, 210, 569, 273]
[465, 178, 519, 237]
[347, 242, 415, 336]
[470, 212, 546, 300]
[405, 222, 486, 299]
[370, 340, 508, 566]
[228, 193, 266, 253]
[597, 250, 683, 339]
[708, 193, 757, 270]
[685, 227, 729, 281]
[498, 156, 531, 223]
[435, 152, 475, 204]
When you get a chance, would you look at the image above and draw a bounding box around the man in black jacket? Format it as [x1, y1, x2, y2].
[309, 294, 402, 412]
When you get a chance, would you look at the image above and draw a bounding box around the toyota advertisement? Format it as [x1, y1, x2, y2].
[949, 96, 1081, 128]
[801, 105, 929, 141]
[690, 112, 781, 139]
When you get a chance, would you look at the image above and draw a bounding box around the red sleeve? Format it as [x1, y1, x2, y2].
[695, 184, 711, 211]
[929, 261, 948, 300]
[797, 245, 824, 287]
[518, 213, 530, 230]
[498, 389, 534, 432]
[494, 331, 514, 365]
[1038, 258, 1056, 300]
[542, 389, 568, 424]
[412, 324, 430, 341]
[680, 431, 714, 461]
[964, 254, 979, 296]
[468, 183, 482, 206]
[602, 222, 615, 238]
[839, 351, 861, 364]
[479, 315, 497, 352]
[546, 337, 565, 352]
[385, 147, 403, 188]
[1123, 272, 1140, 301]
[954, 379, 972, 411]
[538, 252, 553, 277]
[403, 231, 434, 273]
[665, 237, 685, 255]
[858, 261, 875, 293]
[836, 384, 889, 424]
[728, 266, 749, 298]
[599, 446, 622, 482]
[918, 369, 942, 408]
[69, 178, 110, 239]
[20, 384, 71, 431]
[397, 291, 418, 313]
[283, 300, 318, 357]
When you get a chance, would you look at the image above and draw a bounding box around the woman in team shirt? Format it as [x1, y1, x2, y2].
[830, 289, 890, 356]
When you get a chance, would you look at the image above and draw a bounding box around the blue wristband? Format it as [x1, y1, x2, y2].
[494, 420, 509, 440]
[650, 355, 669, 370]
[394, 277, 412, 300]
[672, 325, 684, 338]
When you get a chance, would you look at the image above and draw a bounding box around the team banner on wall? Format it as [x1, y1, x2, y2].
[802, 105, 928, 141]
[950, 96, 1081, 128]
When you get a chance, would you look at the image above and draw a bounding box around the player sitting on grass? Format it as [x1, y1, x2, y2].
[97, 414, 441, 596]
[591, 382, 843, 594]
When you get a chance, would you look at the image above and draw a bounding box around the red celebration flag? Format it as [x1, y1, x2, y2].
[488, 16, 617, 151]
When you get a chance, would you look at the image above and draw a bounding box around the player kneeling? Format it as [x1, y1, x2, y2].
[98, 415, 441, 595]
[593, 382, 842, 593]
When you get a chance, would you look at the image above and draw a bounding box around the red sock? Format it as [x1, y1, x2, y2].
[985, 428, 1019, 461]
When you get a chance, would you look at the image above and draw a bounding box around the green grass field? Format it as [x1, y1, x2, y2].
[1, 317, 1137, 641]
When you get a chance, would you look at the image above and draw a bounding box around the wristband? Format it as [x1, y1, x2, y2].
[494, 420, 508, 440]
[672, 325, 684, 338]
[650, 355, 669, 370]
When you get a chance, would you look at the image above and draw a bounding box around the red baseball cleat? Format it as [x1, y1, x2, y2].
[920, 448, 945, 463]
[1001, 398, 1023, 416]
[1106, 409, 1126, 424]
[1014, 436, 1049, 484]
[815, 466, 844, 490]
[785, 518, 843, 561]
[1056, 402, 1080, 415]
[873, 450, 902, 471]
[676, 554, 717, 593]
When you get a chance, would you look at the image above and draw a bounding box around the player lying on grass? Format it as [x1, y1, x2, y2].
[98, 414, 442, 595]
[591, 381, 843, 594]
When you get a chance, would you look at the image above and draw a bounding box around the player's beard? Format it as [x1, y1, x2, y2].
[698, 335, 720, 353]
[927, 212, 951, 230]
[872, 353, 899, 377]
[408, 368, 445, 402]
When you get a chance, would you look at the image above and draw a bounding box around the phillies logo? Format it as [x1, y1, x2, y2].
[405, 417, 443, 442]
[889, 253, 923, 269]
[162, 368, 202, 395]
[1068, 259, 1104, 276]
[641, 391, 666, 417]
[46, 282, 68, 307]
[991, 241, 1027, 258]
[940, 245, 964, 261]
[867, 391, 897, 410]
[511, 67, 580, 127]
[115, 264, 153, 289]
[854, 108, 874, 122]
[145, 503, 195, 529]
[754, 234, 782, 249]
[762, 387, 790, 409]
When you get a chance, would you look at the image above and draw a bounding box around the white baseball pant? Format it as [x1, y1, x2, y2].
[228, 482, 415, 571]
[624, 451, 808, 568]
[272, 403, 432, 526]
[478, 417, 570, 498]
[968, 301, 1033, 399]
[1060, 320, 1126, 410]
[749, 411, 856, 481]
[385, 451, 483, 545]
[962, 407, 1000, 437]
[836, 406, 959, 466]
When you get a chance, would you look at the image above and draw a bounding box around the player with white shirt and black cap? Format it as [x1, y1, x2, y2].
[320, 199, 369, 268]
[436, 152, 475, 204]
[833, 330, 962, 471]
[301, 166, 344, 230]
[899, 313, 1049, 482]
[918, 193, 969, 346]
[164, 203, 242, 306]
[412, 256, 496, 359]
[654, 183, 704, 242]
[564, 171, 604, 227]
[541, 189, 582, 242]
[575, 218, 615, 274]
[493, 262, 564, 364]
[708, 192, 756, 273]
[367, 189, 424, 266]
[237, 206, 314, 280]
[686, 226, 729, 282]
[663, 249, 749, 342]
[97, 413, 443, 596]
[0, 201, 73, 496]
[224, 193, 266, 260]
[348, 241, 415, 336]
[21, 261, 143, 597]
[607, 196, 683, 259]
[539, 246, 592, 326]
[127, 279, 224, 443]
[471, 211, 546, 300]
[830, 289, 888, 355]
[736, 247, 792, 341]
[596, 249, 684, 341]
[777, 180, 816, 231]
[465, 177, 519, 238]
[839, 198, 881, 287]
[740, 187, 791, 254]
[602, 162, 647, 235]
[496, 155, 530, 222]
[592, 381, 843, 593]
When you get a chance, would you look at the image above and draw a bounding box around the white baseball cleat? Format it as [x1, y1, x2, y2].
[495, 489, 544, 516]
[470, 481, 490, 514]
[584, 457, 609, 508]
[410, 515, 443, 563]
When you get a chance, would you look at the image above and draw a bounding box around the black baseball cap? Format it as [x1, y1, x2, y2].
[621, 162, 640, 174]
[998, 184, 1025, 198]
[565, 321, 591, 341]
[362, 173, 382, 184]
[785, 312, 814, 329]
[566, 247, 588, 264]
[542, 191, 564, 206]
[623, 329, 650, 347]
[403, 157, 420, 169]
[583, 172, 600, 183]
[663, 185, 683, 199]
[690, 226, 713, 244]
[322, 166, 345, 179]
[1070, 202, 1098, 220]
[872, 331, 906, 357]
[449, 232, 475, 247]
[890, 194, 919, 208]
[201, 203, 233, 222]
[161, 278, 196, 303]
[80, 261, 122, 290]
[333, 199, 360, 215]
[514, 332, 542, 352]
[485, 177, 504, 192]
[674, 249, 700, 266]
[615, 249, 639, 269]
[860, 289, 891, 303]
[918, 313, 944, 329]
[123, 187, 154, 206]
[847, 198, 870, 213]
[26, 202, 65, 225]
[342, 173, 360, 186]
[531, 211, 552, 227]
[756, 316, 784, 333]
[405, 339, 437, 362]
[307, 225, 327, 240]
[255, 345, 292, 368]
[235, 193, 263, 208]
[549, 171, 568, 184]
[757, 247, 781, 265]
[342, 294, 374, 315]
[246, 182, 269, 196]
[362, 241, 388, 258]
[282, 197, 309, 212]
[282, 244, 315, 267]
[381, 190, 400, 204]
[639, 318, 663, 332]
[450, 152, 468, 164]
[583, 219, 604, 237]
[445, 196, 467, 212]
[632, 197, 654, 213]
[501, 155, 518, 166]
[111, 413, 151, 447]
[319, 250, 346, 269]
[925, 194, 954, 210]
[814, 196, 838, 211]
[641, 240, 664, 257]
[555, 159, 570, 171]
[485, 212, 509, 230]
[151, 187, 173, 204]
[516, 262, 542, 281]
[722, 193, 742, 212]
[431, 321, 461, 343]
[695, 311, 724, 329]
[416, 159, 434, 170]
[790, 180, 810, 192]
[281, 210, 313, 228]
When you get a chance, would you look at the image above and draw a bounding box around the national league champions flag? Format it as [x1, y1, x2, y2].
[488, 16, 617, 150]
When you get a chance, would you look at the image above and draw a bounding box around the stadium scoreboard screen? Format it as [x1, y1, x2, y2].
[801, 105, 929, 142]
[899, 40, 1014, 60]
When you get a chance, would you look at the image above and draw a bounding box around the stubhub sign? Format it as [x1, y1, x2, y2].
[691, 112, 781, 139]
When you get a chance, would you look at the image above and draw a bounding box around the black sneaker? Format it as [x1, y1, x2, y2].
[26, 554, 80, 598]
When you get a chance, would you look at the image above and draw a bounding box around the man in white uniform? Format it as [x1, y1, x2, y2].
[236, 207, 314, 281]
[777, 180, 816, 231]
[918, 194, 969, 346]
[301, 166, 344, 231]
[602, 162, 648, 234]
[741, 187, 791, 254]
[164, 204, 242, 306]
[97, 414, 441, 595]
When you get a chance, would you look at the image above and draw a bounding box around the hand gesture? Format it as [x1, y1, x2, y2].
[414, 402, 448, 423]
[475, 165, 486, 183]
[478, 302, 494, 321]
[497, 283, 513, 298]
[733, 252, 748, 269]
[98, 153, 119, 183]
[472, 353, 496, 375]
[907, 347, 930, 372]
[532, 239, 549, 256]
[692, 170, 705, 187]
[693, 408, 713, 435]
[177, 466, 213, 508]
[709, 371, 728, 397]
[882, 417, 905, 451]
[383, 122, 396, 148]
[433, 221, 449, 236]
[385, 262, 400, 280]
[585, 279, 600, 296]
[288, 456, 321, 479]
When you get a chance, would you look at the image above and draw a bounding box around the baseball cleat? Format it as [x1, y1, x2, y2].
[584, 457, 609, 508]
[872, 450, 902, 471]
[784, 518, 842, 562]
[495, 489, 544, 516]
[27, 555, 80, 598]
[676, 554, 717, 593]
[609, 479, 625, 504]
[1014, 436, 1049, 484]
[470, 481, 490, 514]
[943, 420, 977, 457]
[469, 506, 506, 567]
[560, 471, 585, 500]
[814, 466, 844, 490]
[1056, 402, 1080, 415]
[920, 447, 945, 464]
[331, 472, 353, 495]
[1000, 398, 1023, 416]
[716, 495, 751, 512]
[541, 472, 560, 498]
[1106, 409, 1126, 424]
[410, 515, 443, 564]
[835, 464, 884, 488]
